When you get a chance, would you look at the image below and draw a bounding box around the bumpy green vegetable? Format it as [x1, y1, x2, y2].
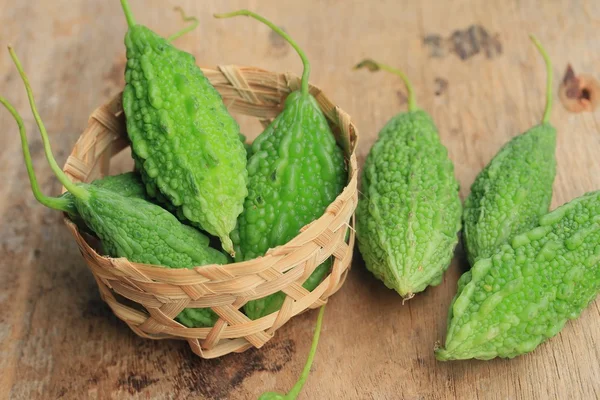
[134, 131, 252, 225]
[215, 10, 346, 320]
[63, 172, 211, 248]
[354, 60, 462, 299]
[463, 35, 556, 265]
[90, 172, 148, 198]
[436, 191, 600, 361]
[3, 47, 226, 328]
[120, 0, 248, 256]
[62, 172, 148, 207]
[62, 172, 147, 233]
[259, 306, 326, 400]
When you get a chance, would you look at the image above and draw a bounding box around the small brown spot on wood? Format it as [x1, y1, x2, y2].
[29, 138, 44, 158]
[3, 70, 16, 84]
[434, 78, 448, 96]
[581, 88, 591, 101]
[268, 28, 290, 58]
[558, 64, 599, 113]
[423, 35, 446, 58]
[117, 373, 159, 394]
[424, 25, 502, 60]
[396, 90, 408, 106]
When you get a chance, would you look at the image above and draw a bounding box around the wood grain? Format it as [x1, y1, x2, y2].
[0, 0, 599, 399]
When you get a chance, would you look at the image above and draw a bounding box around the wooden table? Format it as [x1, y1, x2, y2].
[1, 0, 599, 398]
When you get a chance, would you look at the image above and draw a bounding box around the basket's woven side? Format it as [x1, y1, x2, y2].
[63, 66, 358, 359]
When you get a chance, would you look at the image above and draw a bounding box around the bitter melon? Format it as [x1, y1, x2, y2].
[437, 190, 600, 360]
[463, 35, 557, 265]
[3, 47, 226, 328]
[120, 0, 248, 256]
[355, 60, 462, 299]
[215, 10, 346, 320]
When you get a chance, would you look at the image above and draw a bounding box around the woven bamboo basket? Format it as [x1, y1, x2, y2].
[62, 65, 359, 359]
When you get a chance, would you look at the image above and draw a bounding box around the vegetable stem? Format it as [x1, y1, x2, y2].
[7, 46, 89, 201]
[120, 0, 136, 28]
[529, 34, 552, 124]
[214, 10, 311, 96]
[0, 97, 73, 212]
[354, 59, 417, 112]
[168, 7, 199, 42]
[287, 305, 326, 399]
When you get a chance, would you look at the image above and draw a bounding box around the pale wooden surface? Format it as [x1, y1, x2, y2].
[1, 0, 599, 399]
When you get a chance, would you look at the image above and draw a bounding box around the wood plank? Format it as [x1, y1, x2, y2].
[0, 0, 599, 398]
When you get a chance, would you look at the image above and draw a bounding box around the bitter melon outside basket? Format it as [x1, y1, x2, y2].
[62, 65, 359, 359]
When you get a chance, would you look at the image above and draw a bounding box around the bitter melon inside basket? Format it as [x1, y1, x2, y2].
[62, 66, 358, 359]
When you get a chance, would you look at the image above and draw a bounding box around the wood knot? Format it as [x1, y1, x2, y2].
[559, 64, 599, 113]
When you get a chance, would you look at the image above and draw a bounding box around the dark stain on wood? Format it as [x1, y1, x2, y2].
[434, 77, 448, 96]
[558, 64, 600, 113]
[423, 34, 446, 58]
[563, 64, 577, 95]
[396, 90, 408, 106]
[268, 28, 290, 58]
[174, 338, 296, 399]
[424, 25, 502, 60]
[117, 373, 160, 395]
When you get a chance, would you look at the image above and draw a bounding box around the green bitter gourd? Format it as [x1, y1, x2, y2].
[463, 35, 557, 265]
[63, 172, 211, 248]
[2, 47, 226, 328]
[436, 190, 600, 361]
[215, 10, 346, 320]
[131, 130, 253, 227]
[120, 0, 248, 256]
[87, 172, 148, 199]
[258, 306, 326, 400]
[354, 60, 462, 299]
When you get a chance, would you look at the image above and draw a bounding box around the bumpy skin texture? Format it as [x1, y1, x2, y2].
[122, 24, 248, 255]
[134, 133, 251, 221]
[66, 172, 211, 247]
[436, 191, 600, 361]
[90, 172, 148, 199]
[73, 185, 228, 328]
[63, 172, 148, 233]
[233, 92, 346, 320]
[463, 123, 556, 265]
[63, 172, 148, 205]
[356, 110, 462, 297]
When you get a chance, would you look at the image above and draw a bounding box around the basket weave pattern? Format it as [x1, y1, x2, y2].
[63, 66, 358, 358]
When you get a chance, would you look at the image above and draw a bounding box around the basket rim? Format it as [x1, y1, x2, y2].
[64, 65, 359, 280]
